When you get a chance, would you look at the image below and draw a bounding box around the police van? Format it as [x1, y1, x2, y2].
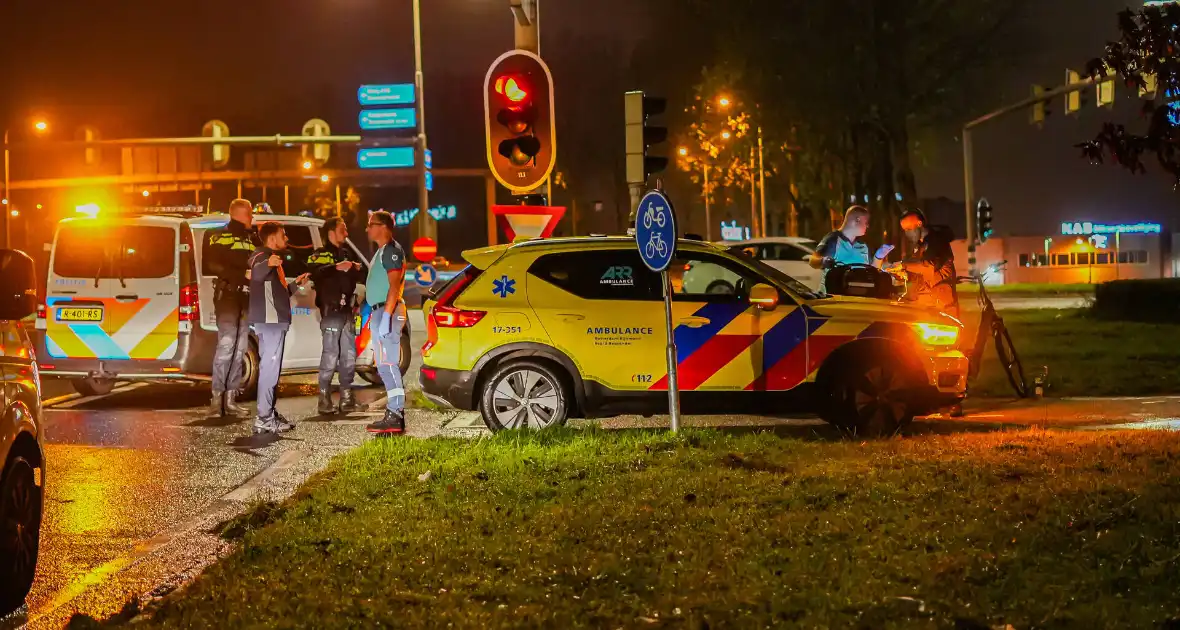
[32, 206, 410, 396]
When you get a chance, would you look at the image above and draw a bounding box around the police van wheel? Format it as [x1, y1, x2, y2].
[479, 360, 569, 432]
[823, 350, 918, 437]
[237, 342, 260, 401]
[71, 377, 115, 397]
[398, 330, 411, 376]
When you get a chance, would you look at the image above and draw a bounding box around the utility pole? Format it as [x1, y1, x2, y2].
[412, 0, 434, 240]
[758, 127, 767, 237]
[749, 147, 758, 237]
[510, 0, 539, 53]
[704, 162, 712, 241]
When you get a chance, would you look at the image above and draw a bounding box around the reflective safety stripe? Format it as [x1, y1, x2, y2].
[386, 388, 405, 397]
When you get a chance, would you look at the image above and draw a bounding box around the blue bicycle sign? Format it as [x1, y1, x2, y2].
[635, 190, 677, 272]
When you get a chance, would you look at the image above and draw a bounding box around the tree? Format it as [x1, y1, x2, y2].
[682, 0, 1026, 239]
[1076, 5, 1180, 186]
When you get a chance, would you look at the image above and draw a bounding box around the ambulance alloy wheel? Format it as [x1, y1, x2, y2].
[822, 348, 921, 437]
[71, 377, 115, 397]
[479, 360, 569, 432]
[0, 448, 42, 616]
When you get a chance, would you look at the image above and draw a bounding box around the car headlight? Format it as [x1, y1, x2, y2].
[912, 322, 959, 347]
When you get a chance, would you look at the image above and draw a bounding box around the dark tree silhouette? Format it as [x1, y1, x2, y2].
[1077, 5, 1180, 185]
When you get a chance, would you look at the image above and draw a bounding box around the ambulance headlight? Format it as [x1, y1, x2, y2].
[912, 322, 959, 347]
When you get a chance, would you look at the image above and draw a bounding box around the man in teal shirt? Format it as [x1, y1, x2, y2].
[362, 210, 408, 435]
[809, 205, 894, 293]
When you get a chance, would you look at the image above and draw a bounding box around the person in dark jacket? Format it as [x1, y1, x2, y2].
[307, 217, 364, 414]
[248, 222, 310, 434]
[202, 199, 257, 418]
[900, 209, 959, 318]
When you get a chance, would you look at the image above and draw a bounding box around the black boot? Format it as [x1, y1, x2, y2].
[317, 389, 335, 415]
[208, 392, 225, 418]
[339, 389, 358, 414]
[366, 408, 405, 435]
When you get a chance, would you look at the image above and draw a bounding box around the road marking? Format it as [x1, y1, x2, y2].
[43, 382, 147, 409]
[223, 449, 306, 502]
[28, 448, 307, 625]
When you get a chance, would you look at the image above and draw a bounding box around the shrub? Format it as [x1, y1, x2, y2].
[1093, 278, 1180, 322]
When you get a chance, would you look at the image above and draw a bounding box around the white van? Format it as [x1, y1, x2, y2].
[32, 208, 410, 396]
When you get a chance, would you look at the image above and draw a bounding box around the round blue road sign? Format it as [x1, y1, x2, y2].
[415, 263, 437, 287]
[635, 190, 677, 272]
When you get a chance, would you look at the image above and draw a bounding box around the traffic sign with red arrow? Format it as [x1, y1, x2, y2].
[492, 205, 566, 241]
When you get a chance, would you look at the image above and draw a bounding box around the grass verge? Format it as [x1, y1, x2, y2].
[968, 308, 1180, 397]
[130, 428, 1180, 629]
[958, 282, 1095, 296]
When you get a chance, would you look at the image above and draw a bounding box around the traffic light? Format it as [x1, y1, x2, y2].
[1030, 85, 1048, 127]
[624, 91, 668, 186]
[483, 49, 556, 194]
[1065, 69, 1084, 115]
[977, 198, 994, 243]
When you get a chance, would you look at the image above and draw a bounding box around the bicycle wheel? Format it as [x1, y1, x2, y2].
[992, 319, 1029, 398]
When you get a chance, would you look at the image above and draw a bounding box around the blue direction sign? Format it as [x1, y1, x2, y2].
[424, 149, 433, 170]
[635, 190, 677, 272]
[425, 170, 434, 192]
[415, 263, 438, 287]
[357, 84, 416, 106]
[359, 109, 416, 130]
[357, 147, 415, 169]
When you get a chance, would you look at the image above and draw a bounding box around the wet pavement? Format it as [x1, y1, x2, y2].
[6, 334, 1180, 628]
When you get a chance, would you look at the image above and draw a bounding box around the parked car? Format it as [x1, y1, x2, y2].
[0, 249, 44, 616]
[683, 237, 821, 294]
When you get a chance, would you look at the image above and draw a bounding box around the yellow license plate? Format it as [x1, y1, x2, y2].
[56, 307, 103, 322]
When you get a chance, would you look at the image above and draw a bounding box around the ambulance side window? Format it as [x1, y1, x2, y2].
[529, 250, 660, 301]
[671, 251, 775, 303]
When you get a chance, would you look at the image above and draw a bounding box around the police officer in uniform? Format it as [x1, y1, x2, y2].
[202, 198, 256, 417]
[307, 217, 363, 414]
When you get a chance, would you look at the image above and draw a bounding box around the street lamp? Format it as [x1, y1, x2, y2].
[141, 190, 151, 197]
[718, 96, 731, 108]
[302, 160, 313, 170]
[320, 174, 330, 183]
[3, 119, 49, 248]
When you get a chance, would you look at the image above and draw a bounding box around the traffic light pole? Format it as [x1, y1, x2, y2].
[412, 0, 435, 241]
[962, 74, 1097, 275]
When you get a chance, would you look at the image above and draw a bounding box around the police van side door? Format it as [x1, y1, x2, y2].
[280, 223, 322, 368]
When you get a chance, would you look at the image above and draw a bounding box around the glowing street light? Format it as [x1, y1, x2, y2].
[678, 146, 689, 156]
[721, 130, 732, 140]
[718, 96, 731, 108]
[33, 121, 47, 132]
[302, 160, 313, 170]
[320, 174, 330, 183]
[9, 209, 18, 217]
[141, 190, 151, 197]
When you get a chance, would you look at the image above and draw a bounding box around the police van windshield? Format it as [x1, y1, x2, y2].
[726, 247, 820, 299]
[54, 224, 176, 279]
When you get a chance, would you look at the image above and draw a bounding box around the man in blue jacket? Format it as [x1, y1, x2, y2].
[248, 221, 310, 434]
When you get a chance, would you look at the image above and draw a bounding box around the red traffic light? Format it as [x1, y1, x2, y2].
[483, 49, 556, 194]
[494, 76, 529, 103]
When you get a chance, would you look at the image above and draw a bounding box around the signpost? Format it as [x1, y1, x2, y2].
[359, 109, 417, 131]
[415, 263, 438, 287]
[491, 204, 566, 241]
[357, 147, 415, 169]
[411, 237, 438, 262]
[357, 84, 416, 106]
[634, 189, 681, 432]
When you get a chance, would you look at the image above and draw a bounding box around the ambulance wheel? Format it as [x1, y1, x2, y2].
[822, 348, 919, 437]
[479, 360, 569, 432]
[71, 377, 115, 397]
[237, 340, 260, 401]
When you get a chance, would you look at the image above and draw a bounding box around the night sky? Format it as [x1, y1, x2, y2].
[0, 0, 1174, 249]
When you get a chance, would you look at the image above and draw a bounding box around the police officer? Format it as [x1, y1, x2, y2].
[202, 198, 257, 418]
[307, 217, 363, 414]
[363, 210, 408, 436]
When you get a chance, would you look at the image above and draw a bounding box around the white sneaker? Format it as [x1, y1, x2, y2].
[253, 416, 279, 434]
[272, 412, 296, 433]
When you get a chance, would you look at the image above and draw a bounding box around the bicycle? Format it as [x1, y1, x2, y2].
[958, 261, 1029, 398]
